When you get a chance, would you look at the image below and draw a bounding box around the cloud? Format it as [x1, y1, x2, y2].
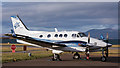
[2, 2, 118, 34]
[78, 25, 109, 32]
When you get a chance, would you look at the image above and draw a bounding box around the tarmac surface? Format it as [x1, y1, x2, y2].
[2, 53, 119, 66]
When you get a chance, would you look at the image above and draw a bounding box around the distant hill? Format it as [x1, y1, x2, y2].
[85, 28, 119, 39]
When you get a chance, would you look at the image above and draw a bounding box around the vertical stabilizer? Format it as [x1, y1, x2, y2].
[11, 15, 29, 35]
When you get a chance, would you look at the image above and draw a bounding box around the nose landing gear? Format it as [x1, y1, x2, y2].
[101, 48, 107, 62]
[86, 53, 90, 60]
[85, 46, 90, 60]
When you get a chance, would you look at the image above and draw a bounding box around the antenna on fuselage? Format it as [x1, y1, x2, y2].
[55, 28, 58, 32]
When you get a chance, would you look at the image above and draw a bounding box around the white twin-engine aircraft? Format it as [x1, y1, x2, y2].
[5, 15, 112, 62]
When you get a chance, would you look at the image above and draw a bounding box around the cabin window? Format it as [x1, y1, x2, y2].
[59, 34, 63, 37]
[47, 34, 51, 38]
[72, 34, 76, 37]
[55, 34, 58, 37]
[64, 34, 67, 37]
[39, 35, 43, 38]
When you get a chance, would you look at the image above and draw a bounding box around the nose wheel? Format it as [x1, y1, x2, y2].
[86, 53, 90, 60]
[73, 52, 80, 59]
[101, 56, 107, 62]
[85, 46, 90, 60]
[101, 48, 107, 62]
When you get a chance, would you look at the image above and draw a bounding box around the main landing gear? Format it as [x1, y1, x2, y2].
[52, 54, 62, 61]
[73, 52, 81, 59]
[101, 48, 108, 62]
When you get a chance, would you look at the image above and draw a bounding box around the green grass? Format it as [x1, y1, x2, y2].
[2, 46, 43, 52]
[2, 50, 53, 63]
[2, 46, 53, 63]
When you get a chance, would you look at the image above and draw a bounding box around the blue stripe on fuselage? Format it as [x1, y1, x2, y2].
[57, 41, 87, 47]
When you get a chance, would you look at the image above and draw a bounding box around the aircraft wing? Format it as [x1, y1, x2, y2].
[4, 34, 110, 52]
[5, 34, 67, 48]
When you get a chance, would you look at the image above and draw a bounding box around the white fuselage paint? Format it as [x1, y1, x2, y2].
[17, 30, 107, 52]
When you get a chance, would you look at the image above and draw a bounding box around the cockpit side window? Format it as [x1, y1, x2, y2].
[78, 33, 87, 37]
[77, 34, 79, 37]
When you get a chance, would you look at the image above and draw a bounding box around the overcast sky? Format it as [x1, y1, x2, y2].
[2, 2, 118, 34]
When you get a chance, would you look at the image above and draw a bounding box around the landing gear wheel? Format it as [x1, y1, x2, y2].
[52, 54, 62, 61]
[73, 52, 80, 59]
[101, 56, 107, 62]
[101, 48, 107, 62]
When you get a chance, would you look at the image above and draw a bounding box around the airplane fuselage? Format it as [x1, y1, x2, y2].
[16, 30, 107, 52]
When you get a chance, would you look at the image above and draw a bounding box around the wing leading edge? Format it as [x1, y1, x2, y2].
[5, 34, 67, 48]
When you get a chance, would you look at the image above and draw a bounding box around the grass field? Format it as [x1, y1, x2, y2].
[2, 50, 53, 63]
[2, 45, 53, 63]
[2, 46, 43, 52]
[1, 44, 119, 63]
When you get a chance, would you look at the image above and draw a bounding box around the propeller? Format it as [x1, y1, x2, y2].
[105, 33, 109, 57]
[85, 32, 90, 60]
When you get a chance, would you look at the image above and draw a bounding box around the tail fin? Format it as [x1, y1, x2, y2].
[11, 15, 29, 34]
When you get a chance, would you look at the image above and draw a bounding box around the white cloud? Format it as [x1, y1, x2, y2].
[79, 25, 109, 32]
[111, 25, 118, 29]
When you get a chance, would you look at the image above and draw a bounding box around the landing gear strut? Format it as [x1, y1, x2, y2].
[101, 48, 107, 62]
[85, 46, 90, 60]
[86, 53, 89, 60]
[52, 54, 62, 61]
[73, 52, 81, 59]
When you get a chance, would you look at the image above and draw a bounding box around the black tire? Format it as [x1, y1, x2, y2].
[101, 56, 107, 62]
[73, 54, 80, 59]
[52, 54, 61, 61]
[58, 59, 62, 61]
[52, 57, 57, 61]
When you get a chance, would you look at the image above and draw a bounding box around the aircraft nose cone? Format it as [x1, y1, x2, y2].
[107, 43, 112, 47]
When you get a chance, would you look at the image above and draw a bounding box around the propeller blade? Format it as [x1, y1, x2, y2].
[106, 33, 108, 43]
[85, 32, 90, 60]
[106, 33, 109, 57]
[88, 32, 90, 43]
